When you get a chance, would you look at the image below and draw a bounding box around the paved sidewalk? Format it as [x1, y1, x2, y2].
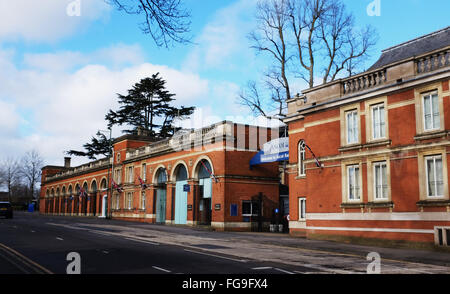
[32, 212, 450, 272]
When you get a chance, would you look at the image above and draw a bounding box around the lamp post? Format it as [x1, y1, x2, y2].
[99, 127, 113, 219]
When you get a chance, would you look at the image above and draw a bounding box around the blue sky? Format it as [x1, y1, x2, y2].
[0, 0, 449, 167]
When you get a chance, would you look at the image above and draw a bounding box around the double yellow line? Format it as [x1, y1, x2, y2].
[0, 242, 53, 274]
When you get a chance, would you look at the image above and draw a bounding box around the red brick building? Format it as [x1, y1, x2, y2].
[285, 27, 450, 246]
[40, 121, 280, 231]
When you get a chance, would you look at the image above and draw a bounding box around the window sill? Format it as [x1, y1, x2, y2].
[338, 144, 363, 152]
[416, 199, 450, 207]
[366, 201, 394, 208]
[363, 139, 391, 148]
[414, 130, 448, 141]
[295, 175, 306, 180]
[340, 202, 365, 209]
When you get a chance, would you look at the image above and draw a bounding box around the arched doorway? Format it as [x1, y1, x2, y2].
[173, 164, 188, 225]
[82, 182, 88, 215]
[68, 185, 73, 215]
[195, 159, 213, 225]
[75, 184, 80, 215]
[45, 190, 49, 214]
[55, 188, 60, 214]
[50, 189, 54, 213]
[61, 186, 66, 215]
[154, 168, 167, 224]
[99, 179, 107, 218]
[91, 180, 98, 216]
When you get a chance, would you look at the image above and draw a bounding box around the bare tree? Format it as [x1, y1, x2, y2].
[20, 150, 44, 201]
[238, 0, 377, 118]
[1, 157, 20, 202]
[246, 0, 292, 120]
[107, 0, 191, 48]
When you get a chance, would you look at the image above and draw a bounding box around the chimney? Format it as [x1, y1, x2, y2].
[64, 157, 71, 168]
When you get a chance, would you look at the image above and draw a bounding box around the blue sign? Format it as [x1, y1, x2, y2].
[183, 184, 190, 192]
[250, 137, 289, 166]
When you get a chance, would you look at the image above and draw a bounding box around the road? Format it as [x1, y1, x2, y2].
[0, 211, 449, 275]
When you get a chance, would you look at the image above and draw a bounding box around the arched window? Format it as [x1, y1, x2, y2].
[197, 159, 212, 179]
[100, 179, 107, 191]
[298, 140, 306, 176]
[91, 181, 98, 193]
[156, 168, 167, 185]
[175, 164, 188, 181]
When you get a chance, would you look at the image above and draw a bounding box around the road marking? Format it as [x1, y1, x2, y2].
[0, 242, 53, 274]
[184, 249, 248, 263]
[31, 230, 35, 233]
[152, 266, 171, 273]
[274, 268, 295, 274]
[252, 267, 272, 270]
[296, 263, 359, 274]
[252, 266, 294, 274]
[124, 237, 159, 246]
[56, 237, 64, 241]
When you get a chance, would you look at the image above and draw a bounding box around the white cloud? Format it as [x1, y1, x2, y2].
[0, 45, 210, 166]
[22, 43, 146, 72]
[183, 0, 258, 72]
[0, 0, 111, 42]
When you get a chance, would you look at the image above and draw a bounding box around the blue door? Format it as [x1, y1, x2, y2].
[175, 180, 188, 224]
[156, 189, 166, 223]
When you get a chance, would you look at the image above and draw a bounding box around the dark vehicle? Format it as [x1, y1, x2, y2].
[0, 202, 13, 219]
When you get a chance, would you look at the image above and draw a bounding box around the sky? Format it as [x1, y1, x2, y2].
[0, 0, 449, 168]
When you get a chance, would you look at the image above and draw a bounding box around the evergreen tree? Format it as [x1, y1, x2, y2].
[105, 73, 195, 138]
[66, 73, 195, 160]
[66, 131, 112, 160]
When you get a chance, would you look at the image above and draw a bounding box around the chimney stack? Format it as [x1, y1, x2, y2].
[64, 157, 71, 168]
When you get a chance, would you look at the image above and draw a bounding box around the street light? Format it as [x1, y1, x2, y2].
[99, 127, 113, 219]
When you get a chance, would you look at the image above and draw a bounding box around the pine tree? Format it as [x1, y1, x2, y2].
[66, 131, 112, 160]
[66, 73, 195, 160]
[105, 73, 195, 138]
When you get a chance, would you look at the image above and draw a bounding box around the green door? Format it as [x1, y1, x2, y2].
[156, 189, 166, 223]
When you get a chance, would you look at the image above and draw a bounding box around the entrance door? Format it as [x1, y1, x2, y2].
[156, 189, 166, 223]
[199, 178, 212, 225]
[175, 180, 188, 224]
[199, 197, 211, 225]
[99, 195, 107, 218]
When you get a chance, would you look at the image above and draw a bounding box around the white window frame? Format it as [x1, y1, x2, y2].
[371, 103, 386, 140]
[298, 198, 306, 220]
[114, 169, 122, 184]
[346, 110, 359, 144]
[298, 141, 306, 176]
[142, 163, 147, 180]
[127, 192, 133, 210]
[242, 200, 260, 217]
[347, 165, 361, 201]
[141, 191, 146, 210]
[373, 161, 388, 200]
[114, 194, 120, 210]
[425, 155, 444, 198]
[127, 166, 134, 183]
[422, 91, 440, 132]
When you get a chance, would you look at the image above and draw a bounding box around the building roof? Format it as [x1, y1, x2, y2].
[369, 26, 450, 70]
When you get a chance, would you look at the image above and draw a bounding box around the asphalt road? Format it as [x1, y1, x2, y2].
[0, 212, 316, 275]
[1, 211, 450, 276]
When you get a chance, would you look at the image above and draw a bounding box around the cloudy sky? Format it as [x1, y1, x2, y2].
[0, 0, 449, 168]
